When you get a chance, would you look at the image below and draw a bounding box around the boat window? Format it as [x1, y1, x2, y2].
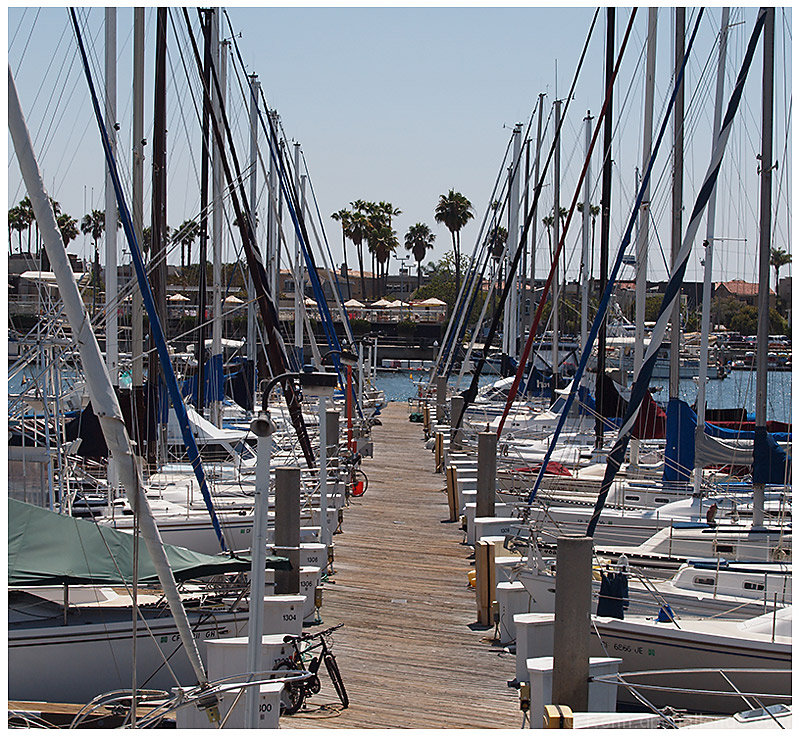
[654, 498, 670, 504]
[713, 543, 735, 554]
[743, 581, 765, 591]
[625, 495, 640, 502]
[694, 576, 715, 586]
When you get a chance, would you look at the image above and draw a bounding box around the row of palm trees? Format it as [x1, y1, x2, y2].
[331, 190, 476, 299]
[331, 200, 401, 300]
[9, 195, 206, 272]
[8, 196, 80, 253]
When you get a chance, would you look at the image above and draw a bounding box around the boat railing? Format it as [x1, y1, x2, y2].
[589, 667, 792, 723]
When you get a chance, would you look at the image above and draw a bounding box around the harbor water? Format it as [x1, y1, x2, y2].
[374, 369, 793, 424]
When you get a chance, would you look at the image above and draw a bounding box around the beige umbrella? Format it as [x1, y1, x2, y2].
[168, 293, 190, 302]
[224, 294, 244, 304]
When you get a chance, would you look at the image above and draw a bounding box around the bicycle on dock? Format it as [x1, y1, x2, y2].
[276, 624, 349, 714]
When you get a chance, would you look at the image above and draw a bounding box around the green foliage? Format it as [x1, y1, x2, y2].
[770, 246, 791, 295]
[645, 295, 663, 323]
[350, 318, 370, 335]
[397, 319, 416, 336]
[769, 307, 789, 336]
[711, 295, 770, 336]
[411, 253, 484, 325]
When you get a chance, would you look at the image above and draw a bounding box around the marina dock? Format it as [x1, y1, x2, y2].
[282, 401, 521, 729]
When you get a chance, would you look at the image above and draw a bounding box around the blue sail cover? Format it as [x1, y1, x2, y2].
[663, 399, 695, 484]
[753, 427, 791, 485]
[181, 355, 225, 406]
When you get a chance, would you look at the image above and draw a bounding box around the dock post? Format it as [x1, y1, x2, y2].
[274, 466, 301, 595]
[450, 395, 464, 451]
[435, 375, 447, 422]
[552, 535, 592, 712]
[476, 432, 497, 518]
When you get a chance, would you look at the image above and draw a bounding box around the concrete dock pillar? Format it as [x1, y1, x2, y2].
[476, 432, 497, 518]
[552, 535, 592, 711]
[274, 466, 301, 595]
[450, 395, 464, 451]
[435, 375, 447, 422]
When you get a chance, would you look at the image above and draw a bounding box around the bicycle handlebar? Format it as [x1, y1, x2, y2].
[283, 623, 344, 644]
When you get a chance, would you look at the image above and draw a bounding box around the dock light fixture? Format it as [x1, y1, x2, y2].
[322, 348, 358, 368]
[299, 369, 338, 399]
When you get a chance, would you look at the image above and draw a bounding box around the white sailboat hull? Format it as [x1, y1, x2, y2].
[9, 599, 248, 705]
[590, 610, 791, 714]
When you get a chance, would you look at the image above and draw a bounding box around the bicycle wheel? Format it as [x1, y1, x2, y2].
[275, 658, 306, 715]
[324, 652, 349, 708]
[350, 469, 368, 497]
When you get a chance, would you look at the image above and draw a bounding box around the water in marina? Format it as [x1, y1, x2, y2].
[375, 369, 793, 424]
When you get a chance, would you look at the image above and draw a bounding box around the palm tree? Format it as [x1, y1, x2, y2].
[18, 197, 35, 252]
[405, 223, 436, 290]
[434, 189, 473, 296]
[770, 247, 791, 296]
[542, 213, 555, 255]
[487, 224, 508, 261]
[174, 219, 200, 269]
[8, 206, 29, 253]
[81, 209, 105, 315]
[350, 201, 370, 300]
[57, 213, 79, 247]
[331, 208, 352, 299]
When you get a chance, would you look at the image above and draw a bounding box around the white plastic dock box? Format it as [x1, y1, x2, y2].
[526, 656, 622, 725]
[265, 566, 322, 622]
[514, 612, 556, 682]
[175, 682, 282, 729]
[255, 594, 305, 637]
[206, 635, 294, 683]
[471, 515, 517, 545]
[496, 581, 532, 644]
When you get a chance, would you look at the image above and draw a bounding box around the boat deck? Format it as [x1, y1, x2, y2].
[281, 401, 521, 729]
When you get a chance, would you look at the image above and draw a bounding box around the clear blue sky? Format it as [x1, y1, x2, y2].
[7, 6, 792, 286]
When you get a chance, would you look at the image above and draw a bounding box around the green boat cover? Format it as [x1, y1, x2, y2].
[8, 499, 288, 587]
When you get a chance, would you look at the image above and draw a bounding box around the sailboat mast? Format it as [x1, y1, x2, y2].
[149, 6, 169, 462]
[520, 136, 530, 349]
[631, 7, 658, 469]
[580, 110, 592, 355]
[503, 124, 522, 370]
[595, 7, 614, 449]
[669, 8, 685, 403]
[247, 73, 260, 408]
[104, 7, 118, 386]
[754, 7, 775, 528]
[551, 100, 561, 393]
[131, 8, 144, 389]
[694, 7, 730, 495]
[211, 12, 226, 428]
[196, 8, 212, 415]
[294, 142, 304, 367]
[530, 92, 545, 335]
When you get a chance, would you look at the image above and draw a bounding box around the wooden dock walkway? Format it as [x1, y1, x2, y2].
[281, 401, 521, 729]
